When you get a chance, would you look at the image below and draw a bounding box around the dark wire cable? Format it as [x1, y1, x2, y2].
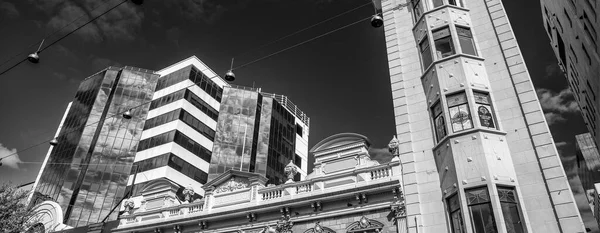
[0, 12, 375, 162]
[0, 0, 129, 76]
[232, 1, 372, 59]
[233, 15, 372, 70]
[0, 0, 112, 69]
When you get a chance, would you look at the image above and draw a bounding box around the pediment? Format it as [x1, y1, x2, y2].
[346, 216, 384, 233]
[203, 169, 267, 193]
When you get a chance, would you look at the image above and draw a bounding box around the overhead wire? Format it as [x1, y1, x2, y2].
[231, 1, 373, 59]
[0, 4, 381, 162]
[0, 0, 114, 69]
[0, 0, 130, 76]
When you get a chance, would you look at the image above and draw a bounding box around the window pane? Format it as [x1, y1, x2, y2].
[435, 36, 455, 58]
[420, 37, 433, 68]
[447, 92, 468, 106]
[433, 0, 443, 7]
[470, 204, 497, 233]
[477, 105, 495, 128]
[501, 203, 524, 233]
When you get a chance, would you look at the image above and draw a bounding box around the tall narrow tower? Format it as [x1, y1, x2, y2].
[382, 0, 584, 232]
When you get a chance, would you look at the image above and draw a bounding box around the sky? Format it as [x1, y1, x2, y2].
[0, 0, 595, 230]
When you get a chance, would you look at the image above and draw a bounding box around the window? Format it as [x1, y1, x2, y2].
[180, 110, 216, 140]
[498, 187, 525, 233]
[296, 123, 303, 137]
[413, 0, 423, 22]
[546, 19, 552, 37]
[433, 27, 455, 58]
[432, 101, 447, 141]
[474, 92, 496, 129]
[184, 90, 219, 121]
[294, 154, 302, 169]
[457, 26, 477, 56]
[570, 45, 578, 63]
[583, 12, 598, 44]
[564, 9, 572, 27]
[466, 187, 497, 233]
[143, 109, 181, 130]
[448, 0, 464, 7]
[448, 194, 466, 233]
[587, 80, 596, 100]
[556, 31, 566, 65]
[447, 92, 473, 132]
[583, 43, 592, 65]
[433, 0, 444, 8]
[420, 37, 433, 68]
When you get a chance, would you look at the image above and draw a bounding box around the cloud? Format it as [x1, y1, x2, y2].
[555, 141, 568, 148]
[166, 27, 182, 47]
[0, 143, 22, 170]
[28, 0, 144, 43]
[368, 147, 393, 163]
[537, 88, 580, 113]
[163, 0, 251, 24]
[544, 112, 567, 126]
[0, 1, 19, 19]
[90, 55, 121, 71]
[545, 63, 560, 77]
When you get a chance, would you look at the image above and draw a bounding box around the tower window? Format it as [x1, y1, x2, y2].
[420, 36, 433, 69]
[447, 92, 473, 132]
[433, 0, 443, 8]
[474, 92, 496, 129]
[431, 101, 447, 142]
[466, 187, 497, 233]
[433, 27, 455, 58]
[413, 0, 423, 22]
[498, 187, 525, 233]
[457, 26, 477, 56]
[447, 194, 466, 233]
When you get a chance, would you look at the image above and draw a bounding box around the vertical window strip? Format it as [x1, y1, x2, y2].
[432, 101, 447, 142]
[473, 92, 496, 129]
[447, 194, 465, 233]
[497, 187, 525, 233]
[457, 26, 477, 56]
[447, 92, 473, 132]
[433, 27, 455, 59]
[466, 187, 497, 233]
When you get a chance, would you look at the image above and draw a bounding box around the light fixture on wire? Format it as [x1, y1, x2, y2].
[370, 0, 383, 28]
[224, 58, 236, 82]
[27, 39, 44, 64]
[122, 109, 133, 119]
[49, 138, 59, 146]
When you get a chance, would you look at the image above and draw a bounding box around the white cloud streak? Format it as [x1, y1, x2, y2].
[0, 143, 22, 170]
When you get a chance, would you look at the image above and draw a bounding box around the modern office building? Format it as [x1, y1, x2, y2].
[541, 0, 600, 147]
[28, 56, 310, 230]
[208, 86, 310, 185]
[28, 66, 159, 227]
[382, 0, 585, 232]
[125, 57, 310, 199]
[576, 133, 600, 213]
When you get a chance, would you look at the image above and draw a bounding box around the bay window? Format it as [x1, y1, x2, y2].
[447, 92, 473, 132]
[432, 101, 447, 142]
[448, 194, 466, 233]
[413, 0, 423, 22]
[498, 187, 525, 233]
[457, 26, 477, 56]
[433, 27, 455, 58]
[473, 92, 496, 129]
[466, 187, 497, 233]
[420, 36, 433, 68]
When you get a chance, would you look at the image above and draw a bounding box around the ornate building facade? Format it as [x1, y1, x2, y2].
[382, 0, 585, 232]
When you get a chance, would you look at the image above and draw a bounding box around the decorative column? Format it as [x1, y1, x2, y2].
[203, 186, 215, 211]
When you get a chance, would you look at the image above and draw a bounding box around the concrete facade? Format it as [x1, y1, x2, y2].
[383, 0, 584, 232]
[541, 0, 600, 148]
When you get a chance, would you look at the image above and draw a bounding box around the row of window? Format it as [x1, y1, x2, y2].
[149, 89, 219, 121]
[155, 65, 223, 102]
[137, 130, 212, 162]
[143, 109, 216, 140]
[132, 153, 209, 184]
[419, 26, 477, 69]
[545, 5, 594, 67]
[432, 91, 496, 142]
[413, 0, 465, 22]
[448, 186, 524, 233]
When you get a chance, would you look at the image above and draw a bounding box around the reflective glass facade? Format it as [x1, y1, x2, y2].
[576, 133, 600, 202]
[209, 87, 300, 185]
[30, 67, 158, 227]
